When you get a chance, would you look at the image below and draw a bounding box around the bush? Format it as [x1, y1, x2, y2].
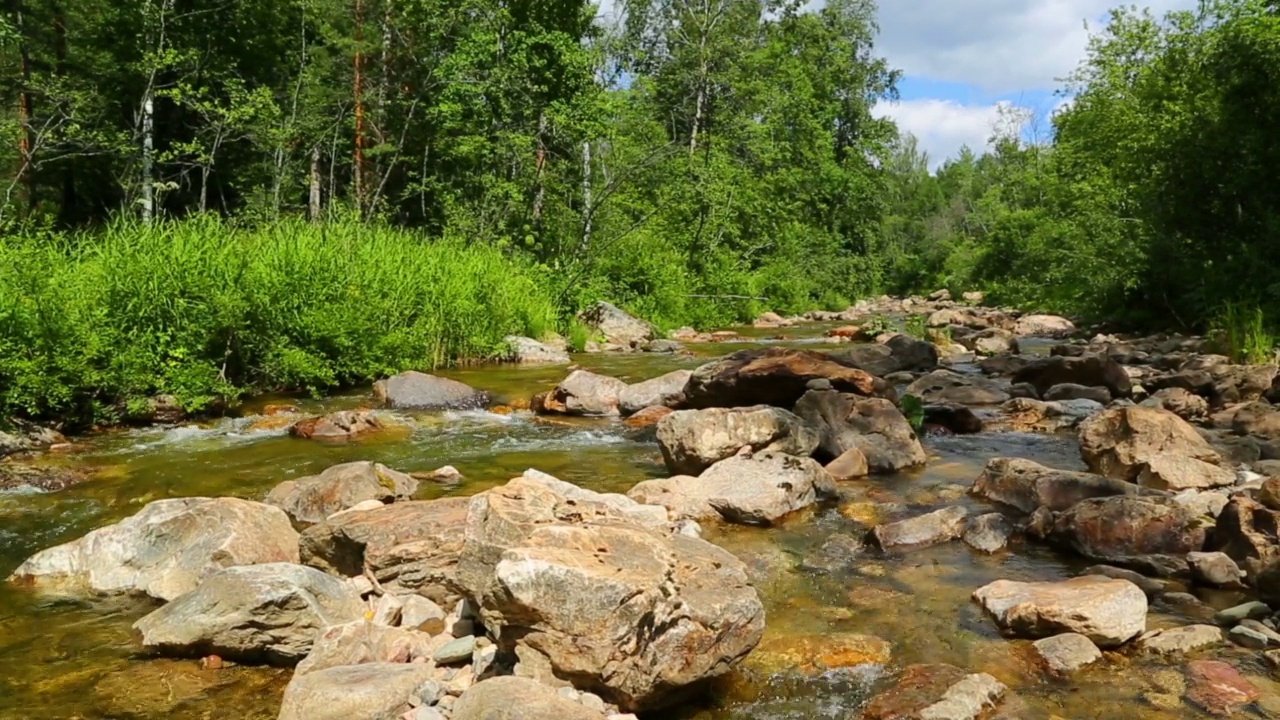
[0, 217, 557, 427]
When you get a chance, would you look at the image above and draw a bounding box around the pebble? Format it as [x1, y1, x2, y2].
[472, 644, 498, 676]
[579, 692, 606, 713]
[400, 595, 446, 631]
[414, 679, 444, 707]
[432, 636, 477, 665]
[410, 708, 447, 720]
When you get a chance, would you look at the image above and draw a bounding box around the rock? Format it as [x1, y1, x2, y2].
[839, 335, 940, 376]
[693, 452, 835, 525]
[626, 476, 718, 522]
[125, 393, 187, 424]
[1255, 564, 1280, 605]
[655, 406, 819, 476]
[1050, 496, 1206, 575]
[618, 370, 692, 415]
[961, 328, 1019, 356]
[0, 420, 66, 457]
[1260, 477, 1280, 510]
[1078, 407, 1234, 490]
[872, 507, 969, 551]
[294, 622, 437, 675]
[504, 336, 571, 365]
[927, 308, 986, 329]
[579, 301, 654, 349]
[7, 497, 298, 601]
[978, 355, 1030, 377]
[266, 461, 418, 525]
[794, 391, 926, 473]
[644, 339, 685, 354]
[300, 498, 470, 605]
[1013, 355, 1131, 399]
[681, 347, 891, 410]
[1151, 361, 1277, 407]
[923, 403, 983, 434]
[399, 596, 446, 632]
[1079, 565, 1170, 597]
[1204, 497, 1280, 578]
[753, 311, 790, 328]
[452, 677, 605, 720]
[432, 635, 476, 665]
[533, 370, 629, 417]
[1032, 633, 1101, 675]
[622, 406, 674, 432]
[1137, 625, 1224, 655]
[1233, 401, 1280, 440]
[1014, 314, 1076, 338]
[1213, 601, 1271, 626]
[906, 370, 1009, 405]
[1229, 621, 1280, 649]
[746, 632, 892, 676]
[970, 457, 1143, 514]
[133, 563, 363, 664]
[972, 576, 1147, 647]
[458, 475, 764, 711]
[278, 662, 437, 720]
[291, 411, 385, 440]
[998, 397, 1103, 432]
[963, 513, 1013, 553]
[1141, 387, 1209, 421]
[861, 663, 1006, 720]
[1187, 552, 1246, 589]
[825, 448, 870, 480]
[1172, 489, 1230, 518]
[373, 371, 489, 410]
[0, 462, 90, 492]
[1185, 660, 1259, 716]
[1044, 383, 1112, 404]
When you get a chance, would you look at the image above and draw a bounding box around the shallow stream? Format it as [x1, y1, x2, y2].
[2, 326, 1277, 719]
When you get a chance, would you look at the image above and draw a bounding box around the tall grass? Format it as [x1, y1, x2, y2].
[0, 217, 557, 426]
[1210, 302, 1278, 365]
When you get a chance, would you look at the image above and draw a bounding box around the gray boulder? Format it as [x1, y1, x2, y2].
[266, 461, 418, 525]
[619, 370, 692, 416]
[579, 301, 654, 349]
[655, 406, 819, 476]
[277, 663, 438, 720]
[794, 390, 926, 473]
[373, 371, 489, 410]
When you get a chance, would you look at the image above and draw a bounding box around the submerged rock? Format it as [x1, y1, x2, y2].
[266, 461, 418, 525]
[1136, 625, 1224, 656]
[655, 406, 819, 476]
[963, 513, 1014, 553]
[533, 370, 629, 417]
[794, 390, 926, 473]
[133, 563, 364, 664]
[973, 576, 1147, 647]
[1185, 660, 1259, 716]
[277, 662, 437, 720]
[971, 457, 1142, 514]
[681, 347, 891, 410]
[861, 663, 1006, 720]
[1078, 407, 1234, 490]
[0, 462, 89, 492]
[618, 370, 691, 416]
[374, 371, 489, 410]
[8, 497, 298, 601]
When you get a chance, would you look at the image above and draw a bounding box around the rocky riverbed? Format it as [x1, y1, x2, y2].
[5, 294, 1280, 719]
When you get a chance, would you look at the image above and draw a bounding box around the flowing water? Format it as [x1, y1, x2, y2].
[2, 326, 1278, 719]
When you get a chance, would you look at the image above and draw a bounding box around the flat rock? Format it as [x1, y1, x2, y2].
[619, 370, 692, 415]
[1044, 383, 1111, 404]
[1032, 633, 1101, 675]
[873, 507, 969, 550]
[300, 497, 470, 605]
[745, 632, 892, 676]
[7, 497, 298, 601]
[1137, 625, 1224, 655]
[681, 347, 891, 410]
[1213, 601, 1271, 626]
[133, 563, 364, 664]
[452, 677, 605, 720]
[266, 461, 418, 525]
[861, 663, 1006, 720]
[1185, 660, 1259, 716]
[278, 662, 437, 720]
[655, 406, 819, 476]
[626, 476, 718, 522]
[374, 371, 489, 410]
[971, 457, 1142, 514]
[973, 576, 1147, 647]
[1014, 314, 1076, 338]
[906, 370, 1009, 405]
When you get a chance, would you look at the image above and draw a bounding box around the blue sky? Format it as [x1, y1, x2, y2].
[872, 0, 1198, 168]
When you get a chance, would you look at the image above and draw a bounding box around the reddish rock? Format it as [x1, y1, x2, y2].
[264, 404, 301, 416]
[682, 347, 893, 410]
[1205, 497, 1280, 578]
[623, 405, 674, 430]
[289, 411, 383, 441]
[1051, 496, 1206, 575]
[827, 325, 864, 339]
[861, 663, 1006, 720]
[1185, 660, 1258, 716]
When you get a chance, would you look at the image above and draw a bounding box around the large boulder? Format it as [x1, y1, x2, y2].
[504, 336, 571, 365]
[861, 664, 1006, 720]
[277, 662, 438, 720]
[655, 406, 819, 476]
[7, 497, 298, 601]
[1232, 401, 1280, 441]
[458, 473, 764, 711]
[837, 334, 939, 376]
[373, 371, 489, 410]
[579, 301, 654, 349]
[133, 563, 364, 664]
[1013, 314, 1076, 338]
[266, 461, 418, 525]
[533, 370, 628, 417]
[1205, 497, 1280, 578]
[972, 576, 1146, 647]
[0, 419, 65, 458]
[295, 621, 439, 675]
[681, 347, 891, 410]
[1078, 407, 1234, 491]
[300, 498, 470, 605]
[1013, 355, 1131, 398]
[906, 370, 1009, 406]
[1049, 496, 1207, 574]
[970, 458, 1145, 514]
[794, 390, 927, 472]
[453, 677, 606, 720]
[645, 452, 834, 526]
[619, 370, 692, 416]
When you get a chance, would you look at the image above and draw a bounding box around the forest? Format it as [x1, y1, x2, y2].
[1, 0, 1278, 424]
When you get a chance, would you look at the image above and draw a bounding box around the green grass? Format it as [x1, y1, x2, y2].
[0, 217, 557, 427]
[1211, 303, 1277, 365]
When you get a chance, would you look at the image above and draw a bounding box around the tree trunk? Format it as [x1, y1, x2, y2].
[353, 0, 366, 215]
[531, 110, 547, 226]
[54, 2, 75, 220]
[309, 145, 322, 221]
[141, 92, 155, 222]
[581, 140, 592, 252]
[12, 0, 35, 213]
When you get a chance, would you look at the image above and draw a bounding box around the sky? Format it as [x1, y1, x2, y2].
[873, 0, 1199, 169]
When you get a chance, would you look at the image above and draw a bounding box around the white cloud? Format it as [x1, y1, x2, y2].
[874, 98, 1030, 169]
[876, 0, 1199, 93]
